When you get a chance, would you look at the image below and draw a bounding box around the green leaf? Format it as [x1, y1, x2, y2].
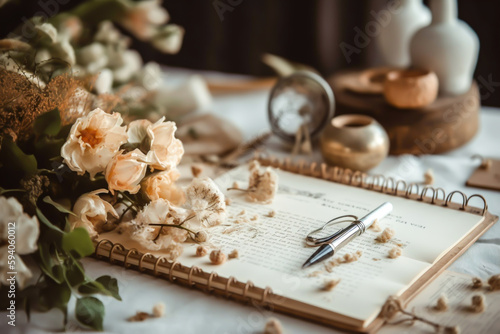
[33, 108, 61, 136]
[75, 297, 104, 331]
[38, 243, 65, 284]
[79, 276, 121, 301]
[0, 136, 37, 175]
[61, 228, 94, 258]
[43, 196, 77, 217]
[64, 260, 86, 287]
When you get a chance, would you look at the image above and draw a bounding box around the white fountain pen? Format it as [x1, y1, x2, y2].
[302, 202, 393, 268]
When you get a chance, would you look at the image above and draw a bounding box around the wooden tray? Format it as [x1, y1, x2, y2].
[328, 70, 480, 155]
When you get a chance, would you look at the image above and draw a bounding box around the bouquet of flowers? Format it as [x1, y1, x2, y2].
[0, 0, 220, 330]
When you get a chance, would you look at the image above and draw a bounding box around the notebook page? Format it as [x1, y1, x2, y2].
[177, 166, 484, 323]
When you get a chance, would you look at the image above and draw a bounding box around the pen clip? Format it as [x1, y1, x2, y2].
[305, 214, 358, 247]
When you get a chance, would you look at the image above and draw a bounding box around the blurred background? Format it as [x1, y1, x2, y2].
[1, 0, 499, 106]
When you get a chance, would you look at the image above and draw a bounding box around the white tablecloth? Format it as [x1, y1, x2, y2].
[6, 70, 500, 334]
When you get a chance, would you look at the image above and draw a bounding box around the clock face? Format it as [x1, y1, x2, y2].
[268, 71, 335, 142]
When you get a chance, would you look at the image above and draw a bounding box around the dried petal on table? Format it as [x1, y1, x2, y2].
[225, 198, 231, 206]
[472, 277, 483, 289]
[323, 279, 341, 291]
[196, 245, 208, 257]
[191, 165, 202, 178]
[209, 249, 227, 265]
[152, 302, 166, 318]
[369, 219, 382, 232]
[228, 249, 239, 259]
[488, 274, 500, 291]
[264, 317, 283, 334]
[471, 294, 486, 313]
[267, 210, 276, 218]
[435, 294, 449, 311]
[376, 228, 395, 243]
[424, 168, 435, 185]
[388, 246, 402, 259]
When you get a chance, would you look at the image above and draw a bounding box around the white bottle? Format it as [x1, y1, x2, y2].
[376, 0, 431, 68]
[410, 0, 479, 95]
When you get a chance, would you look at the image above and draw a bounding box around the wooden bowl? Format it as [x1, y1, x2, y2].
[383, 69, 439, 109]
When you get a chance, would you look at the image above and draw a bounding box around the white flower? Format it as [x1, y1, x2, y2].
[112, 50, 143, 84]
[127, 119, 151, 145]
[138, 61, 162, 90]
[69, 189, 118, 238]
[105, 149, 148, 194]
[247, 161, 279, 204]
[0, 197, 39, 289]
[151, 24, 184, 54]
[145, 117, 184, 171]
[118, 199, 188, 252]
[186, 177, 226, 227]
[141, 169, 185, 205]
[119, 0, 169, 40]
[94, 69, 114, 94]
[61, 108, 128, 177]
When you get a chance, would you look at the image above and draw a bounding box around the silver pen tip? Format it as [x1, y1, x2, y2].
[301, 244, 334, 269]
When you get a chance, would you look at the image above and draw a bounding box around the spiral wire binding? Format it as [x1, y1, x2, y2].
[94, 240, 274, 308]
[254, 153, 488, 216]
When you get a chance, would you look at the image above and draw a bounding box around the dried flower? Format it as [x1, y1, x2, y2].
[194, 230, 208, 243]
[388, 246, 402, 259]
[186, 177, 227, 227]
[444, 326, 460, 334]
[376, 228, 395, 243]
[247, 161, 278, 204]
[152, 302, 165, 318]
[435, 294, 448, 311]
[267, 210, 276, 218]
[191, 165, 202, 178]
[209, 249, 226, 265]
[225, 198, 231, 206]
[232, 181, 239, 189]
[69, 189, 118, 238]
[105, 149, 148, 194]
[0, 197, 39, 289]
[472, 277, 483, 289]
[369, 219, 381, 232]
[380, 296, 403, 320]
[343, 251, 362, 263]
[164, 243, 183, 261]
[471, 294, 486, 313]
[127, 311, 151, 322]
[264, 317, 283, 334]
[61, 108, 128, 177]
[196, 245, 208, 257]
[228, 249, 239, 259]
[488, 274, 500, 291]
[141, 169, 185, 205]
[424, 168, 434, 185]
[323, 279, 341, 291]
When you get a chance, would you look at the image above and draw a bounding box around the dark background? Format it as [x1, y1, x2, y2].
[1, 0, 499, 107]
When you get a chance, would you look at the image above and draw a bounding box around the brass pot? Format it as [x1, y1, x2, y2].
[320, 114, 389, 172]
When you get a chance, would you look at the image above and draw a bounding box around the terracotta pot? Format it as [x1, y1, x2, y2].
[320, 114, 389, 172]
[383, 69, 439, 109]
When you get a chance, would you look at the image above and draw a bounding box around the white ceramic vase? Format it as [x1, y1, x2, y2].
[376, 0, 431, 67]
[410, 0, 479, 95]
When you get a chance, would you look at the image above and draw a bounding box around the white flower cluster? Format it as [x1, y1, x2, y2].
[0, 197, 39, 289]
[64, 108, 226, 257]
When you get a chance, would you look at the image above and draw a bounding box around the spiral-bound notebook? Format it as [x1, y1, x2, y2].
[95, 157, 498, 333]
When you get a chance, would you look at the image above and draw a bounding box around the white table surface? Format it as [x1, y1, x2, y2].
[5, 69, 500, 334]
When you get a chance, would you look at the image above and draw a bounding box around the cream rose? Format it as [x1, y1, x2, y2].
[126, 117, 183, 171]
[0, 197, 39, 289]
[141, 169, 185, 205]
[61, 108, 128, 177]
[69, 189, 118, 238]
[105, 149, 148, 194]
[146, 117, 184, 171]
